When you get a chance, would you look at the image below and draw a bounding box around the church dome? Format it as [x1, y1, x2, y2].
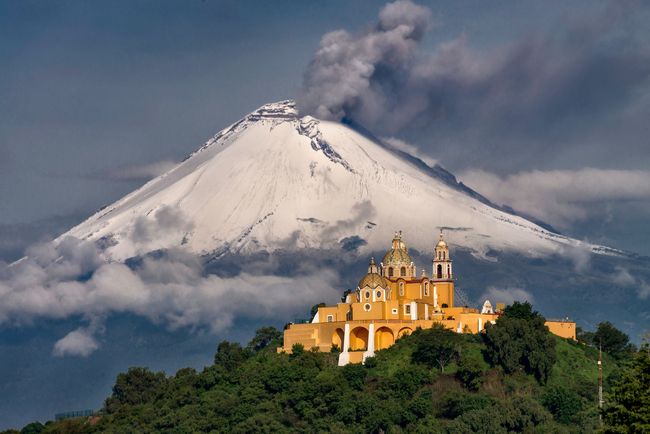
[358, 272, 389, 289]
[382, 232, 412, 266]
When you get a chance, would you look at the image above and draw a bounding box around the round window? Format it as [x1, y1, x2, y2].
[364, 303, 371, 312]
[365, 291, 370, 299]
[376, 290, 382, 299]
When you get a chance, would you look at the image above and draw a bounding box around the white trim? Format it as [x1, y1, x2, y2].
[478, 317, 483, 332]
[364, 323, 376, 362]
[312, 311, 320, 323]
[327, 314, 334, 323]
[338, 323, 351, 366]
[411, 301, 417, 320]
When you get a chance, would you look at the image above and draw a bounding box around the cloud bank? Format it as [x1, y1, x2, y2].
[460, 168, 650, 227]
[0, 207, 342, 357]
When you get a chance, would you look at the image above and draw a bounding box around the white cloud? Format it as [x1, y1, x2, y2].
[0, 228, 342, 356]
[459, 168, 650, 227]
[480, 287, 534, 305]
[53, 327, 99, 357]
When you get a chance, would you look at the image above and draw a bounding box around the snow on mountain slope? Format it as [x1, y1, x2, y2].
[63, 100, 609, 261]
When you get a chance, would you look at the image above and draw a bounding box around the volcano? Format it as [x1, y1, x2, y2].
[62, 100, 614, 262]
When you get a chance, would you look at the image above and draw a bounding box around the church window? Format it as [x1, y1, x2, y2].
[365, 291, 370, 300]
[388, 267, 394, 277]
[364, 303, 371, 312]
[400, 266, 406, 276]
[327, 315, 333, 322]
[447, 264, 451, 277]
[399, 282, 404, 296]
[391, 308, 398, 315]
[441, 303, 448, 308]
[405, 305, 411, 314]
[376, 290, 382, 299]
[424, 282, 429, 296]
[437, 264, 443, 279]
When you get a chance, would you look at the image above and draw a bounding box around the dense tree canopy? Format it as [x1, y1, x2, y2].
[602, 343, 650, 433]
[4, 307, 636, 434]
[482, 301, 556, 383]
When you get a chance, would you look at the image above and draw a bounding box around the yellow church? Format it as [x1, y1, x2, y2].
[281, 232, 576, 365]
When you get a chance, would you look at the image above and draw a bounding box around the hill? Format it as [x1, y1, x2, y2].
[7, 309, 644, 434]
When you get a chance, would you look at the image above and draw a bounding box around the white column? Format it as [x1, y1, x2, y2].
[363, 323, 376, 362]
[338, 323, 351, 366]
[433, 286, 438, 308]
[478, 317, 483, 332]
[456, 321, 463, 333]
[411, 301, 417, 320]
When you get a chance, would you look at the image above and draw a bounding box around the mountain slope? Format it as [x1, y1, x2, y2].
[63, 100, 610, 262]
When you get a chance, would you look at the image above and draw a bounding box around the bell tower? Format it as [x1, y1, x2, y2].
[432, 230, 454, 308]
[432, 231, 452, 280]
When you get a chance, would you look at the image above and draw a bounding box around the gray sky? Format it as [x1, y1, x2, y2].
[1, 0, 650, 256]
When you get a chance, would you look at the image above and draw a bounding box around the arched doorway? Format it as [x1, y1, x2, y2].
[350, 327, 369, 351]
[375, 327, 394, 350]
[397, 327, 413, 339]
[332, 328, 344, 350]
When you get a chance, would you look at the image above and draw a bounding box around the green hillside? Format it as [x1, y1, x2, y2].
[4, 304, 648, 434]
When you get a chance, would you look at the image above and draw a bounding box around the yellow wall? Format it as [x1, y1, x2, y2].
[545, 320, 576, 340]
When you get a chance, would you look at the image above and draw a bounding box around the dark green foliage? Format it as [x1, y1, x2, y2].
[602, 344, 650, 433]
[456, 352, 485, 391]
[542, 385, 583, 424]
[593, 321, 635, 360]
[411, 324, 461, 372]
[213, 340, 248, 370]
[19, 422, 44, 434]
[246, 326, 282, 352]
[104, 367, 167, 414]
[483, 301, 556, 383]
[22, 314, 633, 434]
[289, 343, 304, 359]
[341, 363, 366, 391]
[502, 301, 539, 320]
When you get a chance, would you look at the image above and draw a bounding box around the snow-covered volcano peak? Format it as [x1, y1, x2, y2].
[63, 101, 611, 261]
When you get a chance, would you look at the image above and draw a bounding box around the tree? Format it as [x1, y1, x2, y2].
[246, 326, 282, 352]
[483, 301, 556, 383]
[542, 385, 583, 424]
[456, 353, 485, 391]
[19, 422, 44, 434]
[310, 303, 326, 319]
[104, 367, 167, 413]
[602, 344, 650, 432]
[214, 340, 248, 370]
[412, 324, 461, 372]
[594, 321, 635, 359]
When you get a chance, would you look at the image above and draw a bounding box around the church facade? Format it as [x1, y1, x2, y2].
[280, 232, 576, 366]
